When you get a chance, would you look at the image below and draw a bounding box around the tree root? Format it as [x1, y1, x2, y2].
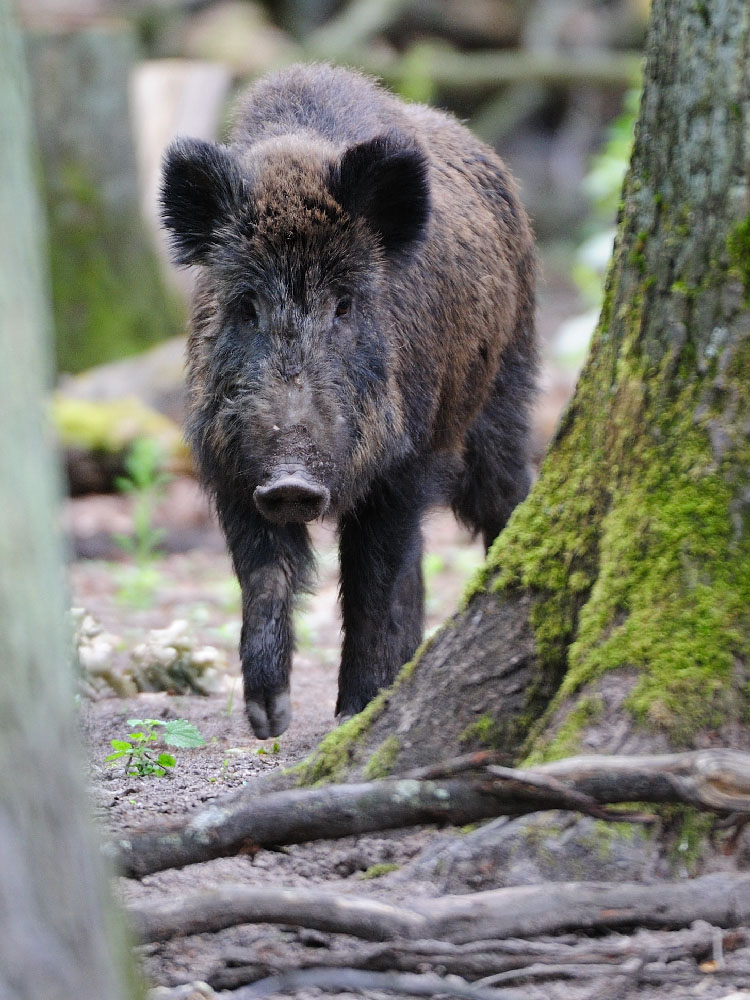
[128, 872, 750, 945]
[228, 967, 530, 999]
[209, 923, 742, 990]
[109, 748, 750, 878]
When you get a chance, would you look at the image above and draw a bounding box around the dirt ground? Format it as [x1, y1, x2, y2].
[70, 484, 750, 1000]
[72, 483, 484, 994]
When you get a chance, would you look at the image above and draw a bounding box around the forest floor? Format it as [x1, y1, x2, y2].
[71, 483, 484, 994]
[69, 482, 750, 1000]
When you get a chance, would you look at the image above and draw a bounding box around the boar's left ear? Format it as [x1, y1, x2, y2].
[330, 133, 430, 258]
[160, 137, 246, 265]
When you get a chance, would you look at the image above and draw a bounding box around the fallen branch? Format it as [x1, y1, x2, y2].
[210, 923, 735, 991]
[109, 748, 750, 878]
[406, 748, 750, 814]
[533, 749, 750, 814]
[128, 872, 750, 946]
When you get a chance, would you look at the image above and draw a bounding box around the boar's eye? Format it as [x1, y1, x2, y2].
[334, 296, 352, 319]
[236, 292, 258, 324]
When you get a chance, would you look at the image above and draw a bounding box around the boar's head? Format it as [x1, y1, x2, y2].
[160, 131, 430, 523]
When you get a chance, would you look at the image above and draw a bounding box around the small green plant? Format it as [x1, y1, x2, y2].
[114, 438, 172, 606]
[115, 437, 171, 563]
[256, 741, 281, 755]
[105, 717, 205, 777]
[358, 862, 400, 880]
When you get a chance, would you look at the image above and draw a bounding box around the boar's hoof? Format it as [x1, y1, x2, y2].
[245, 689, 292, 739]
[254, 473, 330, 524]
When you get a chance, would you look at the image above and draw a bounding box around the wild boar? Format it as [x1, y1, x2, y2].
[161, 63, 536, 739]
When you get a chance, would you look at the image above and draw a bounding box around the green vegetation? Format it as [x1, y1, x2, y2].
[727, 216, 750, 302]
[363, 735, 400, 779]
[52, 395, 186, 458]
[459, 713, 503, 749]
[475, 188, 750, 762]
[287, 644, 428, 785]
[46, 162, 182, 373]
[665, 806, 714, 875]
[358, 862, 400, 880]
[105, 717, 205, 777]
[115, 437, 171, 563]
[114, 437, 172, 606]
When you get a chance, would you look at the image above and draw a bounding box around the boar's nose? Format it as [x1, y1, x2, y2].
[254, 471, 330, 523]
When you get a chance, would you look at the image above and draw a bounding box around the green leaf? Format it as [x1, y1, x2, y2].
[109, 739, 133, 751]
[105, 750, 128, 763]
[163, 719, 206, 749]
[157, 753, 176, 768]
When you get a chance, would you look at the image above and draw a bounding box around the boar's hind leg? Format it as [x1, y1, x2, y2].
[217, 493, 314, 739]
[337, 477, 426, 719]
[453, 346, 536, 551]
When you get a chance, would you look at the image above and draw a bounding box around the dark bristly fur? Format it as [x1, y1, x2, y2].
[160, 64, 537, 739]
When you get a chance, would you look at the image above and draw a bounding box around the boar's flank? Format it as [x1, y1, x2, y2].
[161, 63, 537, 740]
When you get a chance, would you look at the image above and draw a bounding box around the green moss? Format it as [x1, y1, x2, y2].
[590, 818, 640, 853]
[52, 395, 187, 458]
[664, 806, 714, 874]
[363, 735, 400, 780]
[727, 217, 750, 302]
[565, 818, 641, 865]
[287, 643, 429, 786]
[358, 862, 400, 880]
[286, 698, 385, 786]
[473, 182, 750, 760]
[45, 162, 182, 373]
[459, 714, 501, 748]
[524, 694, 603, 764]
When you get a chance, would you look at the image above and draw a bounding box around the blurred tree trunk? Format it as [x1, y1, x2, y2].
[299, 0, 750, 786]
[24, 19, 181, 373]
[0, 3, 141, 997]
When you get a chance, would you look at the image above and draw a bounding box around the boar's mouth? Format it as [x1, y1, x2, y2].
[253, 467, 331, 523]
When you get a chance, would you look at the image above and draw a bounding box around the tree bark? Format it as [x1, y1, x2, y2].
[0, 4, 140, 997]
[24, 21, 181, 373]
[298, 0, 750, 787]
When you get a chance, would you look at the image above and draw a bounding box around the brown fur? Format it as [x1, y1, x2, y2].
[161, 64, 537, 738]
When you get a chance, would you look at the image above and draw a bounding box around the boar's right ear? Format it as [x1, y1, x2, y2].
[160, 138, 245, 265]
[330, 133, 430, 258]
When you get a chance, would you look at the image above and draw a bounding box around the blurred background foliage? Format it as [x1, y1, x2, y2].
[17, 0, 643, 481]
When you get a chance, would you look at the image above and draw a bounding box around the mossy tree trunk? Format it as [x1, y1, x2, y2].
[24, 20, 182, 373]
[301, 0, 750, 787]
[0, 4, 141, 996]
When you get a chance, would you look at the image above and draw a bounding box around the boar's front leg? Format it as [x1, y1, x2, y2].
[217, 492, 314, 739]
[337, 476, 426, 718]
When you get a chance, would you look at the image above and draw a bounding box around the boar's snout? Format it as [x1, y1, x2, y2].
[254, 469, 330, 523]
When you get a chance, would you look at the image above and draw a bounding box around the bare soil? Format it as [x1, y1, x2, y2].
[71, 483, 485, 993]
